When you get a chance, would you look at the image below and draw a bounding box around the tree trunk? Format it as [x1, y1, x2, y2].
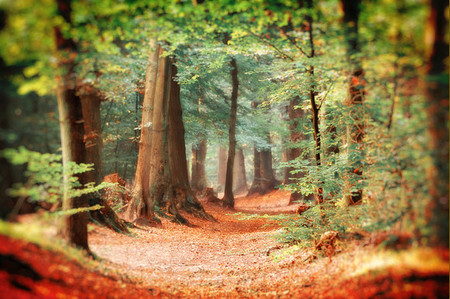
[233, 147, 248, 195]
[286, 97, 308, 204]
[223, 57, 239, 208]
[342, 0, 365, 205]
[217, 147, 227, 191]
[126, 41, 160, 222]
[247, 146, 263, 196]
[55, 0, 89, 252]
[260, 134, 278, 192]
[424, 0, 449, 247]
[305, 0, 324, 205]
[79, 88, 129, 233]
[190, 97, 208, 194]
[128, 45, 211, 223]
[57, 85, 90, 251]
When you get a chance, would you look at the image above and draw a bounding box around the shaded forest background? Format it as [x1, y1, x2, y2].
[0, 0, 448, 253]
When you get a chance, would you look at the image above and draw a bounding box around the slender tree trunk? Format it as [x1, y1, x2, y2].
[233, 147, 248, 195]
[55, 0, 89, 252]
[126, 41, 160, 221]
[305, 1, 324, 204]
[217, 147, 227, 191]
[223, 57, 239, 208]
[342, 0, 365, 205]
[425, 0, 449, 247]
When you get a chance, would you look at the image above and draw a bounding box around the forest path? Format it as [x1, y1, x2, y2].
[89, 190, 306, 297]
[88, 190, 449, 298]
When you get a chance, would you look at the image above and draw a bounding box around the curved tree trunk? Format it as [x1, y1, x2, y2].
[223, 57, 239, 209]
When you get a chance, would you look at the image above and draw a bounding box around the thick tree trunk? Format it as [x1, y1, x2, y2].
[223, 57, 239, 208]
[342, 0, 365, 205]
[57, 86, 90, 251]
[80, 89, 129, 233]
[233, 148, 248, 195]
[128, 45, 211, 223]
[55, 0, 89, 252]
[217, 147, 227, 191]
[126, 41, 160, 222]
[425, 0, 449, 247]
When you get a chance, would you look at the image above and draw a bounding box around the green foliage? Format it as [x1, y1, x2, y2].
[2, 147, 112, 212]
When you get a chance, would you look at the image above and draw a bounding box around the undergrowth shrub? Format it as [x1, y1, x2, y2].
[2, 146, 114, 218]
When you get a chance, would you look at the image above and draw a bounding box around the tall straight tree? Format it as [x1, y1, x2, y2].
[222, 56, 239, 208]
[341, 0, 365, 204]
[126, 41, 160, 221]
[55, 0, 89, 251]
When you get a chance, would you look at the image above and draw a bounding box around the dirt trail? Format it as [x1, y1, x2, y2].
[3, 190, 448, 298]
[90, 191, 299, 297]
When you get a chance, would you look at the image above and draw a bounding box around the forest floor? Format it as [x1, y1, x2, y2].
[1, 190, 449, 298]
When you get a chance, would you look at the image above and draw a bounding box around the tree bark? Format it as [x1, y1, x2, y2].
[55, 0, 89, 252]
[126, 41, 160, 222]
[190, 97, 208, 194]
[233, 147, 248, 195]
[223, 57, 239, 208]
[217, 147, 227, 191]
[342, 0, 365, 205]
[247, 146, 263, 196]
[79, 88, 129, 233]
[260, 134, 278, 192]
[424, 0, 449, 247]
[286, 97, 308, 204]
[128, 45, 211, 223]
